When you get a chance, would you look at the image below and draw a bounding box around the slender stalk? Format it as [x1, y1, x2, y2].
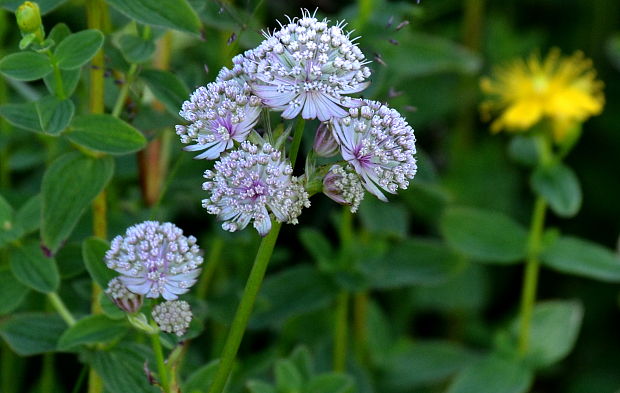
[40, 353, 55, 393]
[353, 291, 368, 362]
[47, 292, 76, 326]
[207, 120, 306, 393]
[150, 332, 170, 393]
[196, 236, 225, 299]
[334, 291, 349, 372]
[86, 2, 108, 392]
[111, 63, 138, 118]
[70, 366, 89, 393]
[518, 196, 547, 355]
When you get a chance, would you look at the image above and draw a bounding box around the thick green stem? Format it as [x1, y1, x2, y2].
[207, 222, 282, 393]
[207, 120, 306, 393]
[150, 331, 170, 393]
[48, 292, 76, 326]
[334, 291, 349, 372]
[518, 196, 547, 355]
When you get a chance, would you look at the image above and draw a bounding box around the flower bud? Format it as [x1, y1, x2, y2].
[16, 2, 43, 39]
[105, 277, 144, 313]
[323, 165, 365, 213]
[152, 300, 192, 337]
[312, 123, 339, 157]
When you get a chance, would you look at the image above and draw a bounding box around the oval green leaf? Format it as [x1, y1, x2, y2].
[42, 152, 114, 253]
[440, 207, 528, 264]
[0, 52, 53, 81]
[531, 163, 582, 217]
[447, 354, 532, 393]
[83, 237, 115, 288]
[0, 266, 29, 315]
[141, 69, 190, 117]
[0, 313, 66, 356]
[66, 114, 146, 154]
[89, 344, 160, 393]
[0, 96, 74, 135]
[541, 236, 620, 282]
[106, 0, 200, 34]
[58, 315, 128, 350]
[118, 34, 156, 63]
[10, 241, 59, 293]
[54, 29, 104, 70]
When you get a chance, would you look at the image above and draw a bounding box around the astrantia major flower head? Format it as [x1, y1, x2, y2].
[152, 300, 192, 337]
[105, 221, 203, 301]
[243, 9, 371, 121]
[176, 79, 262, 160]
[105, 277, 143, 313]
[202, 141, 310, 236]
[480, 48, 604, 142]
[330, 100, 417, 201]
[323, 164, 365, 213]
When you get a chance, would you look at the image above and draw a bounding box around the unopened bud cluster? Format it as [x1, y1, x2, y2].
[152, 300, 193, 337]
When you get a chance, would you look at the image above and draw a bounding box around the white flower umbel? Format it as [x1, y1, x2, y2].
[331, 100, 417, 201]
[105, 277, 143, 313]
[105, 221, 203, 301]
[244, 9, 371, 121]
[323, 164, 365, 212]
[152, 300, 192, 337]
[202, 141, 310, 236]
[176, 79, 262, 160]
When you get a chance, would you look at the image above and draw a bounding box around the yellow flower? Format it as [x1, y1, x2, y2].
[480, 49, 604, 142]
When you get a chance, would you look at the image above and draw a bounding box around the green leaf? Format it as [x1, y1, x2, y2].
[83, 237, 115, 288]
[54, 29, 104, 70]
[48, 23, 72, 45]
[508, 136, 539, 167]
[118, 34, 156, 63]
[0, 95, 75, 135]
[298, 228, 333, 266]
[141, 69, 190, 117]
[440, 207, 528, 264]
[531, 163, 582, 217]
[380, 341, 476, 390]
[247, 380, 276, 393]
[0, 266, 29, 315]
[512, 301, 583, 368]
[44, 67, 81, 97]
[89, 344, 159, 393]
[183, 360, 220, 393]
[0, 0, 67, 14]
[58, 315, 128, 350]
[275, 359, 303, 392]
[0, 52, 53, 81]
[10, 241, 59, 293]
[447, 354, 533, 393]
[42, 152, 114, 253]
[304, 373, 354, 393]
[250, 265, 336, 329]
[0, 193, 19, 247]
[541, 236, 620, 282]
[15, 195, 42, 235]
[289, 346, 314, 381]
[106, 0, 201, 34]
[0, 313, 66, 356]
[359, 238, 464, 289]
[66, 114, 146, 154]
[358, 198, 409, 239]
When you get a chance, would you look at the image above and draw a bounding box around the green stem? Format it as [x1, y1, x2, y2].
[111, 63, 138, 118]
[196, 236, 224, 299]
[150, 331, 170, 393]
[70, 365, 89, 393]
[517, 196, 547, 356]
[334, 291, 349, 372]
[47, 292, 76, 326]
[207, 120, 306, 393]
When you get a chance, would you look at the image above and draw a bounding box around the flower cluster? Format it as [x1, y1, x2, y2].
[105, 221, 203, 301]
[480, 48, 604, 142]
[152, 300, 193, 336]
[176, 9, 416, 235]
[105, 277, 143, 313]
[176, 80, 262, 159]
[330, 100, 417, 201]
[202, 142, 310, 236]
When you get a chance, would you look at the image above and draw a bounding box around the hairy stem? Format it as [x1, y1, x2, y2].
[518, 196, 547, 355]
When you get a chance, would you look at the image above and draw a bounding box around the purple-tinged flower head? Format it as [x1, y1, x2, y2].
[105, 277, 143, 313]
[202, 141, 311, 236]
[105, 221, 203, 301]
[152, 300, 192, 337]
[331, 100, 417, 201]
[323, 164, 365, 213]
[244, 9, 371, 121]
[216, 53, 251, 84]
[176, 79, 262, 160]
[312, 122, 339, 157]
